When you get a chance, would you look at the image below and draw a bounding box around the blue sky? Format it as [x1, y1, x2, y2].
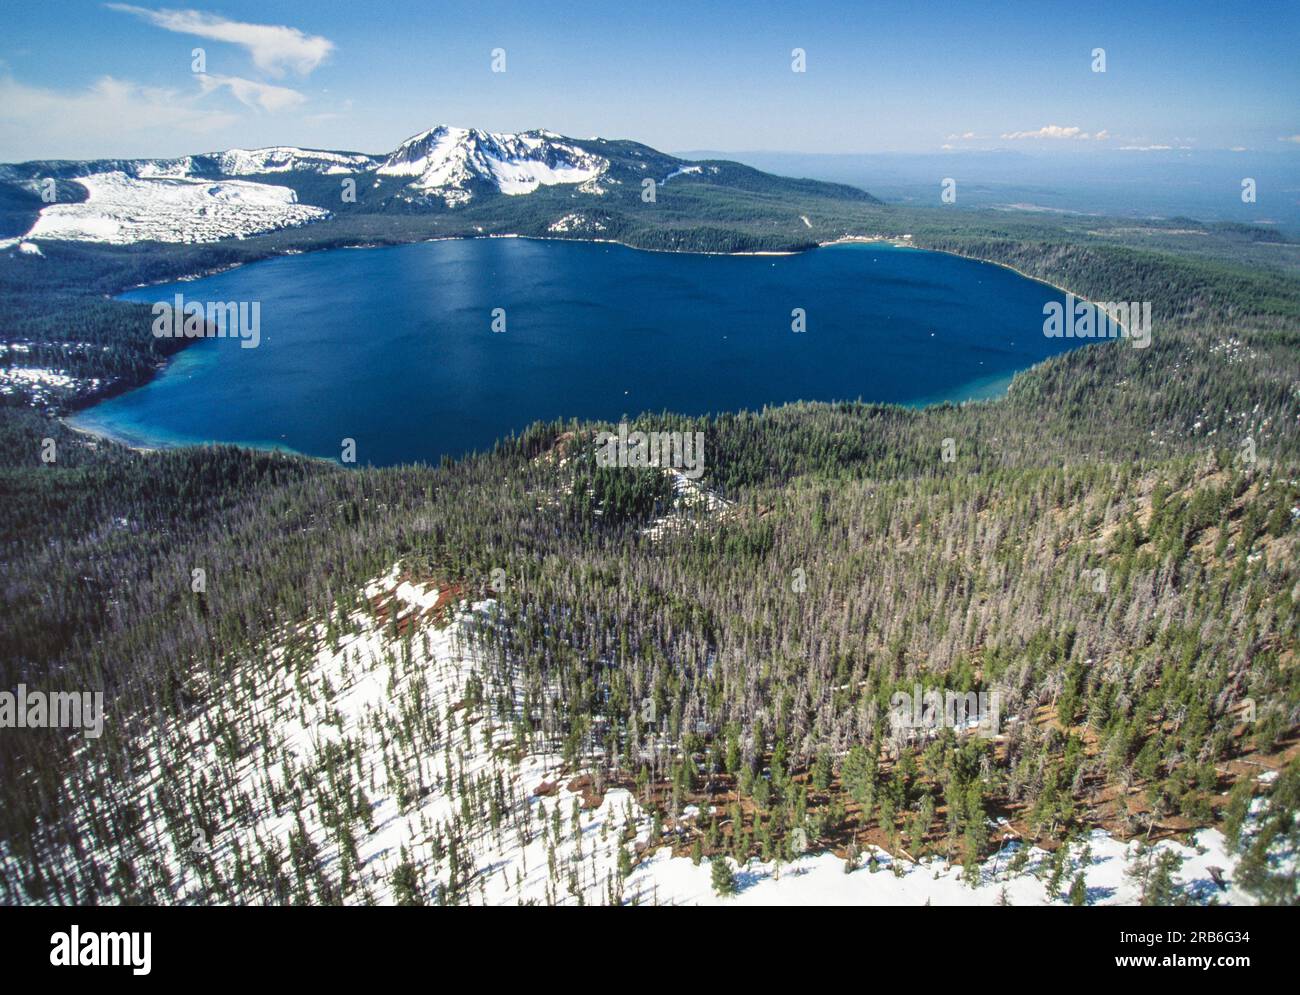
[0, 0, 1296, 160]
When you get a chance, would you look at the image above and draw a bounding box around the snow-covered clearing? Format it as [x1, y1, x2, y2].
[22, 172, 329, 245]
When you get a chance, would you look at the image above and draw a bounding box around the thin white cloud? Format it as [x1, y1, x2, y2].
[1281, 134, 1300, 144]
[198, 73, 305, 112]
[945, 131, 979, 141]
[107, 4, 333, 76]
[1001, 124, 1108, 141]
[0, 74, 238, 159]
[303, 98, 353, 125]
[1118, 145, 1173, 151]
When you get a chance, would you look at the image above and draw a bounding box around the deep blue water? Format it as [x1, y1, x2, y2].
[73, 239, 1091, 466]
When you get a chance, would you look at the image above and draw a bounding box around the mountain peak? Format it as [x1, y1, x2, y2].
[376, 125, 608, 206]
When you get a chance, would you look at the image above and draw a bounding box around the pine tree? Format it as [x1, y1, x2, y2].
[391, 858, 424, 906]
[1223, 780, 1253, 849]
[710, 856, 736, 897]
[1068, 873, 1088, 906]
[1046, 843, 1069, 901]
[812, 750, 833, 792]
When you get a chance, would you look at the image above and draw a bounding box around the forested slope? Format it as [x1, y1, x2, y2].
[0, 201, 1297, 904]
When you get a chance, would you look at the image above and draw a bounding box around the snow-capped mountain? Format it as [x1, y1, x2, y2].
[0, 124, 877, 247]
[0, 128, 619, 243]
[375, 126, 608, 206]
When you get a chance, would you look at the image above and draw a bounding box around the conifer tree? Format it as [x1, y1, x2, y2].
[710, 856, 735, 897]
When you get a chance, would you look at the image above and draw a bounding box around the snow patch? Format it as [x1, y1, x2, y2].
[0, 366, 100, 403]
[547, 212, 608, 234]
[135, 157, 196, 179]
[23, 172, 329, 244]
[632, 827, 1251, 906]
[664, 165, 703, 183]
[216, 147, 376, 176]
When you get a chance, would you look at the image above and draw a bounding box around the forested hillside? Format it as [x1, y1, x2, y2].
[0, 184, 1297, 903]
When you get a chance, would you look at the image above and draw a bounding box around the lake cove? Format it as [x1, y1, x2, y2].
[73, 239, 1098, 467]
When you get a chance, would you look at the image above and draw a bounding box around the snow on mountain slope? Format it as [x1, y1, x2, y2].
[377, 126, 608, 206]
[0, 128, 625, 243]
[84, 147, 375, 179]
[215, 147, 378, 176]
[1, 565, 1279, 907]
[24, 171, 329, 244]
[135, 157, 198, 179]
[633, 823, 1255, 906]
[664, 165, 703, 183]
[1, 569, 657, 905]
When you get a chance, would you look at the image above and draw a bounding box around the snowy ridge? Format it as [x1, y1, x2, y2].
[24, 171, 329, 245]
[214, 147, 378, 176]
[377, 126, 608, 206]
[71, 147, 375, 180]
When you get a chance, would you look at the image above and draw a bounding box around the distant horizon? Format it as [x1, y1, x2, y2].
[11, 124, 1300, 163]
[7, 126, 1297, 231]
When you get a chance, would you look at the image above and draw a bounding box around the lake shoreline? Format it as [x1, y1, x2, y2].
[63, 416, 160, 454]
[64, 233, 1098, 460]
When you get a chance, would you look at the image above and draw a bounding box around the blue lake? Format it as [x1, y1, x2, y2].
[73, 238, 1090, 466]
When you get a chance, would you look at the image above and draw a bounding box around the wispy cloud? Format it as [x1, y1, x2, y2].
[1281, 134, 1300, 144]
[198, 73, 305, 112]
[303, 99, 354, 125]
[1001, 124, 1109, 141]
[0, 74, 238, 159]
[106, 5, 334, 76]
